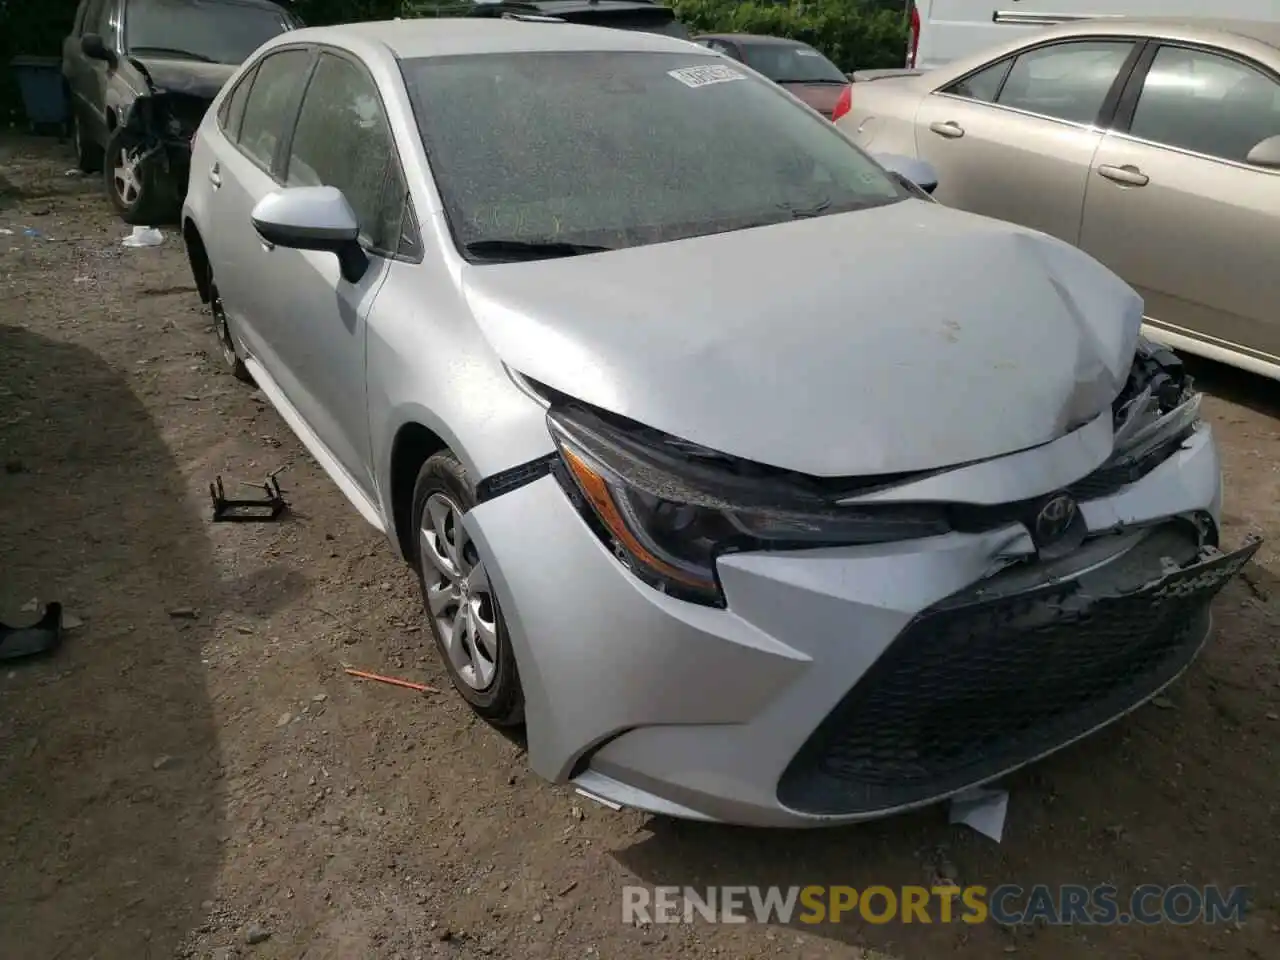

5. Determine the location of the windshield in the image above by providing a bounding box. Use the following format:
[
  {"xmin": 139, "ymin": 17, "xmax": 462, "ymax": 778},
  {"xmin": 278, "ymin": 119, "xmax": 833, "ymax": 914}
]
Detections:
[
  {"xmin": 741, "ymin": 42, "xmax": 848, "ymax": 84},
  {"xmin": 401, "ymin": 51, "xmax": 903, "ymax": 257},
  {"xmin": 124, "ymin": 0, "xmax": 295, "ymax": 65}
]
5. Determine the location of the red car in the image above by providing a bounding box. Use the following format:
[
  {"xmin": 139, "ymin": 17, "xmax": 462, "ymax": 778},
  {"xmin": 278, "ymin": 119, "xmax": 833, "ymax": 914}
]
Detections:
[{"xmin": 693, "ymin": 33, "xmax": 851, "ymax": 119}]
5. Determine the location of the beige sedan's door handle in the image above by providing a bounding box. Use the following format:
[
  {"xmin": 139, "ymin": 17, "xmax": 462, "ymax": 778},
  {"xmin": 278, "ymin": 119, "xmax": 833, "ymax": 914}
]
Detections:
[
  {"xmin": 929, "ymin": 120, "xmax": 965, "ymax": 139},
  {"xmin": 1097, "ymin": 163, "xmax": 1149, "ymax": 187}
]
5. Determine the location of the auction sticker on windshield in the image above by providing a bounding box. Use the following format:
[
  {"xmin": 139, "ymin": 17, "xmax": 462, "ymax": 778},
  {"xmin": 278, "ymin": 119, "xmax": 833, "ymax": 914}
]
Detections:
[{"xmin": 668, "ymin": 64, "xmax": 746, "ymax": 88}]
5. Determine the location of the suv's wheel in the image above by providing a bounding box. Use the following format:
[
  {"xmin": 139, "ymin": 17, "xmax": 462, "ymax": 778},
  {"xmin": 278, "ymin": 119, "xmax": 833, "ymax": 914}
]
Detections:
[
  {"xmin": 412, "ymin": 451, "xmax": 524, "ymax": 726},
  {"xmin": 209, "ymin": 271, "xmax": 253, "ymax": 383},
  {"xmin": 71, "ymin": 108, "xmax": 103, "ymax": 174},
  {"xmin": 105, "ymin": 127, "xmax": 179, "ymax": 225}
]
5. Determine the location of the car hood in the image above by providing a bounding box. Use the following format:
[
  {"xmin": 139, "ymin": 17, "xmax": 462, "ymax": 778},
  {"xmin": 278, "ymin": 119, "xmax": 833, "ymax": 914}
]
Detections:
[
  {"xmin": 461, "ymin": 201, "xmax": 1143, "ymax": 478},
  {"xmin": 133, "ymin": 58, "xmax": 236, "ymax": 99}
]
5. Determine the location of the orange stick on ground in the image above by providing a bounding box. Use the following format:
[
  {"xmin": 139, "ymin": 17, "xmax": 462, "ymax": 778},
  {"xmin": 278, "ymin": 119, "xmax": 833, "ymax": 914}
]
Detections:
[{"xmin": 344, "ymin": 667, "xmax": 440, "ymax": 694}]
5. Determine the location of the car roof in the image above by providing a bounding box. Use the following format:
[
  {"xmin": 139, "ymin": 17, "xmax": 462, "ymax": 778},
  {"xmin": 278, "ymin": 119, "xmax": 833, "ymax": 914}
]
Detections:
[
  {"xmin": 1037, "ymin": 16, "xmax": 1280, "ymax": 50},
  {"xmin": 129, "ymin": 0, "xmax": 290, "ymax": 10},
  {"xmin": 281, "ymin": 17, "xmax": 705, "ymax": 59},
  {"xmin": 695, "ymin": 33, "xmax": 810, "ymax": 47}
]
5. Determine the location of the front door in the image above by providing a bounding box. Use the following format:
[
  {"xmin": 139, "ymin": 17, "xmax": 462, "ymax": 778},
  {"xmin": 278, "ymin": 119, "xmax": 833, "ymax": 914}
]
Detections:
[
  {"xmin": 1080, "ymin": 42, "xmax": 1280, "ymax": 364},
  {"xmin": 252, "ymin": 50, "xmax": 411, "ymax": 500},
  {"xmin": 915, "ymin": 38, "xmax": 1138, "ymax": 245}
]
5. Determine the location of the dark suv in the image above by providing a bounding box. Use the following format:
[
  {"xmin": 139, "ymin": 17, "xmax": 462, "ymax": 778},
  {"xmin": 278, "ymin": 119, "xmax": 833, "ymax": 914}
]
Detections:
[{"xmin": 62, "ymin": 0, "xmax": 300, "ymax": 225}]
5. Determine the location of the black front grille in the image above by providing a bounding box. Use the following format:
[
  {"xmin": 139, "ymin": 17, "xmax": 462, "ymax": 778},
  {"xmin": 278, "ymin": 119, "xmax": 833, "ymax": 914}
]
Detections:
[{"xmin": 777, "ymin": 526, "xmax": 1260, "ymax": 817}]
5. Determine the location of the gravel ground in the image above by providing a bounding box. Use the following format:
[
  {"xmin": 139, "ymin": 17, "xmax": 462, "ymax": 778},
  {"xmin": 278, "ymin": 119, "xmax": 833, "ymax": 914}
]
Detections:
[{"xmin": 1, "ymin": 133, "xmax": 1278, "ymax": 960}]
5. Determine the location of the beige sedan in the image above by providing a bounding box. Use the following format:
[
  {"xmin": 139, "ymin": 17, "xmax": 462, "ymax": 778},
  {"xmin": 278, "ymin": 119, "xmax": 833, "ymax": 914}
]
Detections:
[{"xmin": 837, "ymin": 18, "xmax": 1280, "ymax": 380}]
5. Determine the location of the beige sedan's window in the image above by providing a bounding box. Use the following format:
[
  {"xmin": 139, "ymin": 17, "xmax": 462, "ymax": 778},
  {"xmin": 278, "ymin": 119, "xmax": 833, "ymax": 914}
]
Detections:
[
  {"xmin": 1129, "ymin": 46, "xmax": 1280, "ymax": 164},
  {"xmin": 997, "ymin": 41, "xmax": 1134, "ymax": 125}
]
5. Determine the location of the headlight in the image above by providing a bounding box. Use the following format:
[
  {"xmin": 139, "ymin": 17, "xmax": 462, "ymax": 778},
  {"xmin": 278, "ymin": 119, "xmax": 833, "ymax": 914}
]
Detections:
[{"xmin": 546, "ymin": 405, "xmax": 951, "ymax": 606}]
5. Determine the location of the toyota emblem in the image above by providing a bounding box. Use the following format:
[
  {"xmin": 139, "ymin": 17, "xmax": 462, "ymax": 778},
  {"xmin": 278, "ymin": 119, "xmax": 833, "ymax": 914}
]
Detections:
[{"xmin": 1034, "ymin": 493, "xmax": 1078, "ymax": 546}]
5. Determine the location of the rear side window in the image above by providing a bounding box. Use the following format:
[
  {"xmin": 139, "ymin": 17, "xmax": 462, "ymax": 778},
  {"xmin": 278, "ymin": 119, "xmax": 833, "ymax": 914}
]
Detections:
[
  {"xmin": 1128, "ymin": 45, "xmax": 1280, "ymax": 164},
  {"xmin": 217, "ymin": 64, "xmax": 258, "ymax": 143},
  {"xmin": 995, "ymin": 41, "xmax": 1134, "ymax": 125},
  {"xmin": 284, "ymin": 52, "xmax": 406, "ymax": 253},
  {"xmin": 237, "ymin": 48, "xmax": 312, "ymax": 170},
  {"xmin": 945, "ymin": 58, "xmax": 1012, "ymax": 102}
]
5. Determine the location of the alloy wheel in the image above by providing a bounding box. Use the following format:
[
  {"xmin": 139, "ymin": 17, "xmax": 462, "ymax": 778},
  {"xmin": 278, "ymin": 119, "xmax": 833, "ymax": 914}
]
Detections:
[
  {"xmin": 112, "ymin": 146, "xmax": 142, "ymax": 206},
  {"xmin": 419, "ymin": 492, "xmax": 499, "ymax": 690}
]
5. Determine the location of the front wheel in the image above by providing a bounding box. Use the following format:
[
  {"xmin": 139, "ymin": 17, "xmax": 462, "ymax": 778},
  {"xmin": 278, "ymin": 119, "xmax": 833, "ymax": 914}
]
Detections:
[
  {"xmin": 105, "ymin": 128, "xmax": 180, "ymax": 226},
  {"xmin": 411, "ymin": 451, "xmax": 524, "ymax": 727}
]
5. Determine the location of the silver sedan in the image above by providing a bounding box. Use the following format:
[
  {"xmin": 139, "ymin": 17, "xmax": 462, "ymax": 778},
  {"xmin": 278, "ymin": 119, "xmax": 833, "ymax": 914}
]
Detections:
[{"xmin": 181, "ymin": 18, "xmax": 1257, "ymax": 826}]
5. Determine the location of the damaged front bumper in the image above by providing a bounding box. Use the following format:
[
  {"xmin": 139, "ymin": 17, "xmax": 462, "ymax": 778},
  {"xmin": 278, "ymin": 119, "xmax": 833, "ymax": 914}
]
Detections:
[{"xmin": 461, "ymin": 343, "xmax": 1258, "ymax": 826}]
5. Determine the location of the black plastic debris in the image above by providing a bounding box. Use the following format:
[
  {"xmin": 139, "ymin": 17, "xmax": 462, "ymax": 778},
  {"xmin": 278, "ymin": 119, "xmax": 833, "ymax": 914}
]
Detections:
[
  {"xmin": 209, "ymin": 474, "xmax": 288, "ymax": 523},
  {"xmin": 0, "ymin": 602, "xmax": 64, "ymax": 662}
]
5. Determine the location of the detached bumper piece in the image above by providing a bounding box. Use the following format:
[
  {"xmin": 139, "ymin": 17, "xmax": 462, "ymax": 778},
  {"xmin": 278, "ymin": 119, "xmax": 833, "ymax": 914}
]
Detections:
[{"xmin": 778, "ymin": 524, "xmax": 1261, "ymax": 817}]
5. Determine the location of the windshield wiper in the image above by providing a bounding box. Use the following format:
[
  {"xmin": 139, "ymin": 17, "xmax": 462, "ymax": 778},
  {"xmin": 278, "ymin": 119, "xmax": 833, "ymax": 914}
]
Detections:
[
  {"xmin": 128, "ymin": 46, "xmax": 217, "ymax": 63},
  {"xmin": 778, "ymin": 198, "xmax": 833, "ymax": 219},
  {"xmin": 464, "ymin": 239, "xmax": 615, "ymax": 262}
]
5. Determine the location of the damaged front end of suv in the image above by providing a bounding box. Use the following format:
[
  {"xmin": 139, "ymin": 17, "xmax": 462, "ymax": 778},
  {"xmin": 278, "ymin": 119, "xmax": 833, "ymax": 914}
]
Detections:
[{"xmin": 110, "ymin": 69, "xmax": 214, "ymax": 225}]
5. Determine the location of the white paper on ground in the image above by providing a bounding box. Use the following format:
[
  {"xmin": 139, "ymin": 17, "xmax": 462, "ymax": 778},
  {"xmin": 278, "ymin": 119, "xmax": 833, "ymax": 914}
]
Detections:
[
  {"xmin": 948, "ymin": 786, "xmax": 1009, "ymax": 843},
  {"xmin": 122, "ymin": 226, "xmax": 164, "ymax": 248}
]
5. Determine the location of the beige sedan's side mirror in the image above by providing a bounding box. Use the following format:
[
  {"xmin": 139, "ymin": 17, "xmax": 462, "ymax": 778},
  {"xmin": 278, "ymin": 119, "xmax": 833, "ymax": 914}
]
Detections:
[{"xmin": 1245, "ymin": 134, "xmax": 1280, "ymax": 169}]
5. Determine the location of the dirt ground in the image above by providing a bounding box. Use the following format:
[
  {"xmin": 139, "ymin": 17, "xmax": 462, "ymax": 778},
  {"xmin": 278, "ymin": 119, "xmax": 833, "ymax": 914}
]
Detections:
[{"xmin": 1, "ymin": 132, "xmax": 1277, "ymax": 960}]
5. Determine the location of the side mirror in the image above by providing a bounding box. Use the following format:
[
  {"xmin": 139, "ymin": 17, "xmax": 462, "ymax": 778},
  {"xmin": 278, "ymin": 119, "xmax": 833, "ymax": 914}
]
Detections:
[
  {"xmin": 1245, "ymin": 134, "xmax": 1280, "ymax": 169},
  {"xmin": 81, "ymin": 33, "xmax": 116, "ymax": 66},
  {"xmin": 872, "ymin": 152, "xmax": 939, "ymax": 194},
  {"xmin": 251, "ymin": 186, "xmax": 369, "ymax": 284}
]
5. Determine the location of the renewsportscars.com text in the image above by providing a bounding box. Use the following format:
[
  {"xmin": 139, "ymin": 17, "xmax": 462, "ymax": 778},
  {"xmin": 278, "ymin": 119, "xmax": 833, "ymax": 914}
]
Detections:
[{"xmin": 622, "ymin": 884, "xmax": 1250, "ymax": 926}]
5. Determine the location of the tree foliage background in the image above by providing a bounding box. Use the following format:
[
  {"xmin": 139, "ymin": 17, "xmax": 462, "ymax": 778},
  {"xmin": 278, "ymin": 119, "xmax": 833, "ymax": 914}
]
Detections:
[{"xmin": 2, "ymin": 0, "xmax": 906, "ymax": 122}]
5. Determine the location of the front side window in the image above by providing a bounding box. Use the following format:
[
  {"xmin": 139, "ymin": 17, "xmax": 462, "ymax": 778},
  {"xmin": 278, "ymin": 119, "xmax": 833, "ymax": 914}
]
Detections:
[
  {"xmin": 740, "ymin": 42, "xmax": 848, "ymax": 85},
  {"xmin": 123, "ymin": 0, "xmax": 294, "ymax": 65},
  {"xmin": 401, "ymin": 51, "xmax": 904, "ymax": 257},
  {"xmin": 237, "ymin": 48, "xmax": 311, "ymax": 169},
  {"xmin": 1128, "ymin": 45, "xmax": 1280, "ymax": 164},
  {"xmin": 996, "ymin": 40, "xmax": 1134, "ymax": 125},
  {"xmin": 285, "ymin": 53, "xmax": 405, "ymax": 252}
]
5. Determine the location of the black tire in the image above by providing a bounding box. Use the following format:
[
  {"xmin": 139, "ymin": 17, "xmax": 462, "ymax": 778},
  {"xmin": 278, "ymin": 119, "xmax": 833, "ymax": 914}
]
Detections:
[
  {"xmin": 411, "ymin": 451, "xmax": 524, "ymax": 727},
  {"xmin": 208, "ymin": 271, "xmax": 253, "ymax": 383},
  {"xmin": 71, "ymin": 106, "xmax": 103, "ymax": 174},
  {"xmin": 104, "ymin": 127, "xmax": 180, "ymax": 226}
]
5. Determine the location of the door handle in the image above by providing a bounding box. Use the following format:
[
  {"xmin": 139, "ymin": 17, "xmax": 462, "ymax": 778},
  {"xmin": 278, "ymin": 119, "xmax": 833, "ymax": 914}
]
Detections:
[
  {"xmin": 1097, "ymin": 163, "xmax": 1149, "ymax": 187},
  {"xmin": 208, "ymin": 165, "xmax": 221, "ymax": 189},
  {"xmin": 929, "ymin": 120, "xmax": 965, "ymax": 139}
]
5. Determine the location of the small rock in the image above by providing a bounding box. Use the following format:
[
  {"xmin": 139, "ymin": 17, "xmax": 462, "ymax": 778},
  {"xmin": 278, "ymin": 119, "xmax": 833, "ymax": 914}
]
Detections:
[
  {"xmin": 276, "ymin": 713, "xmax": 293, "ymax": 727},
  {"xmin": 312, "ymin": 693, "xmax": 327, "ymax": 702},
  {"xmin": 558, "ymin": 881, "xmax": 578, "ymax": 897},
  {"xmin": 436, "ymin": 928, "xmax": 453, "ymax": 942},
  {"xmin": 235, "ymin": 625, "xmax": 254, "ymax": 635},
  {"xmin": 20, "ymin": 598, "xmax": 38, "ymax": 613},
  {"xmin": 62, "ymin": 612, "xmax": 84, "ymax": 630},
  {"xmin": 244, "ymin": 922, "xmax": 272, "ymax": 945},
  {"xmin": 532, "ymin": 912, "xmax": 543, "ymax": 923},
  {"xmin": 570, "ymin": 805, "xmax": 584, "ymax": 821},
  {"xmin": 152, "ymin": 755, "xmax": 178, "ymax": 771},
  {"xmin": 1105, "ymin": 824, "xmax": 1125, "ymax": 841},
  {"xmin": 1266, "ymin": 713, "xmax": 1279, "ymax": 721},
  {"xmin": 1151, "ymin": 696, "xmax": 1174, "ymax": 710},
  {"xmin": 167, "ymin": 607, "xmax": 198, "ymax": 620}
]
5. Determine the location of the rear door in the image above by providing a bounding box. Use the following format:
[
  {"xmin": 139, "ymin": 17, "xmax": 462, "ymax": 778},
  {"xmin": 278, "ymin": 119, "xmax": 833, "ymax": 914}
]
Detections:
[
  {"xmin": 1079, "ymin": 42, "xmax": 1280, "ymax": 364},
  {"xmin": 202, "ymin": 45, "xmax": 315, "ymax": 369},
  {"xmin": 914, "ymin": 37, "xmax": 1141, "ymax": 245}
]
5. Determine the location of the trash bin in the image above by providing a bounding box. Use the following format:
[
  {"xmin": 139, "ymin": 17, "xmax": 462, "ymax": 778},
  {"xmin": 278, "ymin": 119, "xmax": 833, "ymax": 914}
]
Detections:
[{"xmin": 9, "ymin": 55, "xmax": 68, "ymax": 127}]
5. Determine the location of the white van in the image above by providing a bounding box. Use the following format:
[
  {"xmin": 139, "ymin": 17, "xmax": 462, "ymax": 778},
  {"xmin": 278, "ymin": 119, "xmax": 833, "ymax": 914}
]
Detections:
[{"xmin": 907, "ymin": 0, "xmax": 1280, "ymax": 70}]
